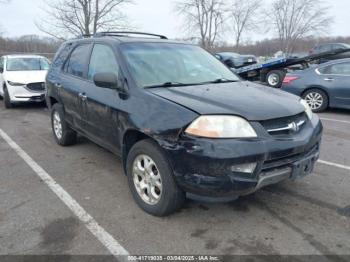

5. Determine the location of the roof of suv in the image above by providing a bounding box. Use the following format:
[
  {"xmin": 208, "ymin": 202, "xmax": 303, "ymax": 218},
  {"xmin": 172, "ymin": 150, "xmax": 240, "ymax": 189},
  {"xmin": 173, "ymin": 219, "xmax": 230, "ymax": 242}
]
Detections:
[{"xmin": 66, "ymin": 32, "xmax": 189, "ymax": 45}]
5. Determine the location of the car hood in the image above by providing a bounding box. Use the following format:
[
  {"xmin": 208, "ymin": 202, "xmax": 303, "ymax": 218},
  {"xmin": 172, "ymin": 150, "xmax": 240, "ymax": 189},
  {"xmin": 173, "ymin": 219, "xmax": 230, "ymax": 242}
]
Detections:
[
  {"xmin": 5, "ymin": 70, "xmax": 48, "ymax": 84},
  {"xmin": 149, "ymin": 81, "xmax": 305, "ymax": 121}
]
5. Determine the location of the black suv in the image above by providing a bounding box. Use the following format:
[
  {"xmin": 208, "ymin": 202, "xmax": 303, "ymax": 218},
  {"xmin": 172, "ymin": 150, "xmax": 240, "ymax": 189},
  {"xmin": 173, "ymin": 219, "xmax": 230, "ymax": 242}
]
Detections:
[{"xmin": 46, "ymin": 32, "xmax": 323, "ymax": 216}]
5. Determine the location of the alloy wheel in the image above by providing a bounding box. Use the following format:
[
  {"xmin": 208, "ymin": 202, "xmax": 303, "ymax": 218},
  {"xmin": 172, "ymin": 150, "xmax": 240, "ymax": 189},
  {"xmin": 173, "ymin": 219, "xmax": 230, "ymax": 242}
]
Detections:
[
  {"xmin": 305, "ymin": 92, "xmax": 324, "ymax": 110},
  {"xmin": 132, "ymin": 154, "xmax": 162, "ymax": 205},
  {"xmin": 53, "ymin": 111, "xmax": 63, "ymax": 140}
]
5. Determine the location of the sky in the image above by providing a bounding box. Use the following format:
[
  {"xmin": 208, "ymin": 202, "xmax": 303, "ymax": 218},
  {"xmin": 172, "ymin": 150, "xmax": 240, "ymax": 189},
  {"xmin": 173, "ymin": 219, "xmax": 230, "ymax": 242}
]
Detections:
[{"xmin": 0, "ymin": 0, "xmax": 349, "ymax": 41}]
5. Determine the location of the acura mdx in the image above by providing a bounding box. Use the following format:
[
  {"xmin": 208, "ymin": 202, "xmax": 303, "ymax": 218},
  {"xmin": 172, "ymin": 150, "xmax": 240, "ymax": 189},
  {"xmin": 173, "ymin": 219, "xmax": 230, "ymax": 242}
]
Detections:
[{"xmin": 46, "ymin": 32, "xmax": 323, "ymax": 216}]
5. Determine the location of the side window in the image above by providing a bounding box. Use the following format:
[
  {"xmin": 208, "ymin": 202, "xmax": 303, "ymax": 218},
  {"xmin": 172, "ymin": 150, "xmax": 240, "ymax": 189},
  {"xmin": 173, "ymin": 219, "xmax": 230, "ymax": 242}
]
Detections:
[
  {"xmin": 66, "ymin": 44, "xmax": 91, "ymax": 78},
  {"xmin": 329, "ymin": 63, "xmax": 350, "ymax": 75},
  {"xmin": 52, "ymin": 43, "xmax": 73, "ymax": 69},
  {"xmin": 332, "ymin": 44, "xmax": 345, "ymax": 51},
  {"xmin": 88, "ymin": 44, "xmax": 119, "ymax": 81},
  {"xmin": 319, "ymin": 45, "xmax": 331, "ymax": 53},
  {"xmin": 318, "ymin": 65, "xmax": 331, "ymax": 74}
]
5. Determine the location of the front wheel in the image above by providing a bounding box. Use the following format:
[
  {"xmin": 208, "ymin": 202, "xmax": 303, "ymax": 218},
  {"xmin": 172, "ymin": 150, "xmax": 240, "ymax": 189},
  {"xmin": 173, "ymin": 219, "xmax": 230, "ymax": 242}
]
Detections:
[
  {"xmin": 126, "ymin": 139, "xmax": 185, "ymax": 216},
  {"xmin": 51, "ymin": 104, "xmax": 77, "ymax": 146},
  {"xmin": 3, "ymin": 87, "xmax": 13, "ymax": 109},
  {"xmin": 302, "ymin": 89, "xmax": 328, "ymax": 112}
]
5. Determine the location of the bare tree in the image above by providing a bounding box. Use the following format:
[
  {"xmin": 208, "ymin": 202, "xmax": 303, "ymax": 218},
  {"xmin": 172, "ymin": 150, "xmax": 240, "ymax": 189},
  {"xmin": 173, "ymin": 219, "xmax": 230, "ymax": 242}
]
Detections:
[
  {"xmin": 37, "ymin": 0, "xmax": 133, "ymax": 40},
  {"xmin": 175, "ymin": 0, "xmax": 226, "ymax": 49},
  {"xmin": 228, "ymin": 0, "xmax": 262, "ymax": 49},
  {"xmin": 268, "ymin": 0, "xmax": 333, "ymax": 54}
]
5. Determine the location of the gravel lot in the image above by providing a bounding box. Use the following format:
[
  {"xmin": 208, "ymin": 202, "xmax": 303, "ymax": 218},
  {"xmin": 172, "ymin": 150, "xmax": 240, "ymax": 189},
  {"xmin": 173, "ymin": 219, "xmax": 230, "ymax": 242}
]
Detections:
[{"xmin": 0, "ymin": 101, "xmax": 349, "ymax": 258}]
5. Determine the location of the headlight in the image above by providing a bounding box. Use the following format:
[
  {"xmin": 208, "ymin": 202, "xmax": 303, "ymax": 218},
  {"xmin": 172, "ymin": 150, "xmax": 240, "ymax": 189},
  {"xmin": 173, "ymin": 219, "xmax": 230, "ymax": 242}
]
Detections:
[
  {"xmin": 300, "ymin": 99, "xmax": 313, "ymax": 120},
  {"xmin": 185, "ymin": 115, "xmax": 257, "ymax": 138},
  {"xmin": 8, "ymin": 81, "xmax": 25, "ymax": 86}
]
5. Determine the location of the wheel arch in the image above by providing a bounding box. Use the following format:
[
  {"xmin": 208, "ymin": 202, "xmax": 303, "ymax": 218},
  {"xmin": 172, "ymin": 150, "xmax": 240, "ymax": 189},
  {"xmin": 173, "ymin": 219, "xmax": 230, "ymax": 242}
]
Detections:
[
  {"xmin": 121, "ymin": 129, "xmax": 153, "ymax": 175},
  {"xmin": 46, "ymin": 95, "xmax": 62, "ymax": 110},
  {"xmin": 301, "ymin": 86, "xmax": 330, "ymax": 104}
]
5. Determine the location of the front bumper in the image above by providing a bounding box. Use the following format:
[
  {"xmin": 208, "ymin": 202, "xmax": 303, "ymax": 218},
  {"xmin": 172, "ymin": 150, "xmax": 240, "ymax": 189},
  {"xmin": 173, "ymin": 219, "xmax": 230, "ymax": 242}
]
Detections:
[
  {"xmin": 7, "ymin": 85, "xmax": 45, "ymax": 103},
  {"xmin": 164, "ymin": 115, "xmax": 323, "ymax": 199}
]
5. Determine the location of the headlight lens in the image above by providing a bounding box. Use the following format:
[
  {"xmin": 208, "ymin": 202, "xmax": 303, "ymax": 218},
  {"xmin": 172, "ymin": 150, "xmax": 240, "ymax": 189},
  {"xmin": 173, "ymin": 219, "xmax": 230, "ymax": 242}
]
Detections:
[
  {"xmin": 300, "ymin": 99, "xmax": 313, "ymax": 120},
  {"xmin": 8, "ymin": 81, "xmax": 25, "ymax": 86},
  {"xmin": 185, "ymin": 115, "xmax": 257, "ymax": 138}
]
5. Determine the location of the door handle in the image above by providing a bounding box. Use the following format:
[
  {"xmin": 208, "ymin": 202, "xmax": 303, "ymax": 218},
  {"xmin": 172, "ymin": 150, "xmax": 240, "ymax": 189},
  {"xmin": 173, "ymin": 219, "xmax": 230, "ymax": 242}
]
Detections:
[
  {"xmin": 79, "ymin": 93, "xmax": 87, "ymax": 101},
  {"xmin": 324, "ymin": 78, "xmax": 334, "ymax": 81}
]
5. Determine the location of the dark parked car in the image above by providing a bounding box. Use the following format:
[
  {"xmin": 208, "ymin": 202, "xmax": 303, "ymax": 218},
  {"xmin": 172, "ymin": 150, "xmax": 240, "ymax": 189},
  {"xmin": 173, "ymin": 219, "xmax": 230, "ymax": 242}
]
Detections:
[
  {"xmin": 46, "ymin": 32, "xmax": 322, "ymax": 216},
  {"xmin": 215, "ymin": 52, "xmax": 257, "ymax": 69},
  {"xmin": 310, "ymin": 43, "xmax": 350, "ymax": 63},
  {"xmin": 282, "ymin": 58, "xmax": 350, "ymax": 112}
]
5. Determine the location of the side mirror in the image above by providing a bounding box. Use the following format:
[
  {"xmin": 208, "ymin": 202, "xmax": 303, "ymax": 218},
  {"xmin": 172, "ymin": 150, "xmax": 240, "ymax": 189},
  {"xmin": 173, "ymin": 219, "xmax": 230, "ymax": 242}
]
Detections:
[{"xmin": 93, "ymin": 72, "xmax": 120, "ymax": 90}]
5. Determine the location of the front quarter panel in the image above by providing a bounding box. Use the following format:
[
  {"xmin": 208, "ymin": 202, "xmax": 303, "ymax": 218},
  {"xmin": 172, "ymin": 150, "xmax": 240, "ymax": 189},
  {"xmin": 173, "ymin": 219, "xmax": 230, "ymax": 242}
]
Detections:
[{"xmin": 118, "ymin": 89, "xmax": 199, "ymax": 148}]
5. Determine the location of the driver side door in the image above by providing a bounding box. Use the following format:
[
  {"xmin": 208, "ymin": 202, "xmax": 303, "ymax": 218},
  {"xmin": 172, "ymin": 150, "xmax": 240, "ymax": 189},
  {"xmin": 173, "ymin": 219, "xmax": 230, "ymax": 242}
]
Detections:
[{"xmin": 82, "ymin": 43, "xmax": 122, "ymax": 153}]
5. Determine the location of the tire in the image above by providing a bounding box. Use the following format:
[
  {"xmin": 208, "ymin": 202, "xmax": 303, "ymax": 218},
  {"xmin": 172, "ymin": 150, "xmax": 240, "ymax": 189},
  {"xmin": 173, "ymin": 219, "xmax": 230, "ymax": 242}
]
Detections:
[
  {"xmin": 302, "ymin": 89, "xmax": 329, "ymax": 113},
  {"xmin": 51, "ymin": 103, "xmax": 77, "ymax": 146},
  {"xmin": 266, "ymin": 70, "xmax": 286, "ymax": 88},
  {"xmin": 126, "ymin": 139, "xmax": 185, "ymax": 216},
  {"xmin": 3, "ymin": 87, "xmax": 13, "ymax": 109}
]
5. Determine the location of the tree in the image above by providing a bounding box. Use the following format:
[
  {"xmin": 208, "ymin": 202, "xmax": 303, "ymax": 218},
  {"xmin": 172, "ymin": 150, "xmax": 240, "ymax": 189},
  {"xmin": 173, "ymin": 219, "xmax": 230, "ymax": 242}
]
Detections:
[
  {"xmin": 268, "ymin": 0, "xmax": 333, "ymax": 54},
  {"xmin": 175, "ymin": 0, "xmax": 226, "ymax": 49},
  {"xmin": 37, "ymin": 0, "xmax": 133, "ymax": 40},
  {"xmin": 228, "ymin": 0, "xmax": 262, "ymax": 49}
]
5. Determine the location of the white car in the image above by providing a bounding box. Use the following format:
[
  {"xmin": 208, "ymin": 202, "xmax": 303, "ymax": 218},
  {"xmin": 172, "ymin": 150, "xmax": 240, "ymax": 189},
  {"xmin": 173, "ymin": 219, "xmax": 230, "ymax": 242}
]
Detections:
[{"xmin": 0, "ymin": 55, "xmax": 50, "ymax": 108}]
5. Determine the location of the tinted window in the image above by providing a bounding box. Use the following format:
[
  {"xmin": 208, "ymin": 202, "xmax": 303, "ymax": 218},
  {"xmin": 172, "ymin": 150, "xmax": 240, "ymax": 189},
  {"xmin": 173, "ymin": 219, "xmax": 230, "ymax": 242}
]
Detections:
[
  {"xmin": 66, "ymin": 44, "xmax": 91, "ymax": 78},
  {"xmin": 88, "ymin": 44, "xmax": 118, "ymax": 80},
  {"xmin": 52, "ymin": 43, "xmax": 73, "ymax": 69},
  {"xmin": 329, "ymin": 63, "xmax": 350, "ymax": 75}
]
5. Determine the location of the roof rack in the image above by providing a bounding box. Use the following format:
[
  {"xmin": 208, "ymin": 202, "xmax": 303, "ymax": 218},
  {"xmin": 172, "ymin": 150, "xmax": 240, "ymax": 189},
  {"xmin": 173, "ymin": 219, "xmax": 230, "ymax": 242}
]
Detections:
[{"xmin": 93, "ymin": 31, "xmax": 168, "ymax": 39}]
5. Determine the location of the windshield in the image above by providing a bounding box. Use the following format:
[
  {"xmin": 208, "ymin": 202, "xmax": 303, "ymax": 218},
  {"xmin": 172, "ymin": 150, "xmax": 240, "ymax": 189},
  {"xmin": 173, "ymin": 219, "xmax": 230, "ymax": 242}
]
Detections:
[
  {"xmin": 120, "ymin": 43, "xmax": 239, "ymax": 88},
  {"xmin": 6, "ymin": 57, "xmax": 50, "ymax": 71}
]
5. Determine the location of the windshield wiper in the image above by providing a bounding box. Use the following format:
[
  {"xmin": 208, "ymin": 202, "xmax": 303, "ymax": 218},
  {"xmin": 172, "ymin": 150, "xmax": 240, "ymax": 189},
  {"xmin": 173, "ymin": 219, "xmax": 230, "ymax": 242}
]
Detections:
[
  {"xmin": 144, "ymin": 82, "xmax": 189, "ymax": 89},
  {"xmin": 207, "ymin": 78, "xmax": 239, "ymax": 84}
]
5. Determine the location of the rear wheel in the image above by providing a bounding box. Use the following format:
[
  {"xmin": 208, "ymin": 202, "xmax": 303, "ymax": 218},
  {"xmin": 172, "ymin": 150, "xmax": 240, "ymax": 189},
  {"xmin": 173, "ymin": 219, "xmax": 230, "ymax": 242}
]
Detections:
[
  {"xmin": 3, "ymin": 87, "xmax": 13, "ymax": 109},
  {"xmin": 266, "ymin": 70, "xmax": 285, "ymax": 88},
  {"xmin": 126, "ymin": 139, "xmax": 185, "ymax": 216},
  {"xmin": 302, "ymin": 89, "xmax": 328, "ymax": 112},
  {"xmin": 51, "ymin": 103, "xmax": 77, "ymax": 146}
]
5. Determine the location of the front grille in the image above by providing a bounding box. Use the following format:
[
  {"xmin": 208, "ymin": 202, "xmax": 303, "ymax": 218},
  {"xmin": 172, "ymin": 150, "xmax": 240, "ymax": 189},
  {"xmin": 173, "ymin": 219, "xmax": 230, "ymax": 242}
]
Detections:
[
  {"xmin": 26, "ymin": 82, "xmax": 45, "ymax": 92},
  {"xmin": 261, "ymin": 113, "xmax": 308, "ymax": 136},
  {"xmin": 261, "ymin": 143, "xmax": 320, "ymax": 172}
]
